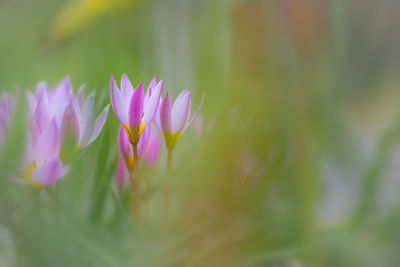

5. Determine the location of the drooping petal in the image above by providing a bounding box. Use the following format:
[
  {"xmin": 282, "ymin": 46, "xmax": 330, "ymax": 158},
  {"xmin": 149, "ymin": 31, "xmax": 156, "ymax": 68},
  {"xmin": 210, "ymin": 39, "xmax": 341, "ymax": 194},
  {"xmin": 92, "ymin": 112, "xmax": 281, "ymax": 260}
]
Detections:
[
  {"xmin": 143, "ymin": 80, "xmax": 163, "ymax": 125},
  {"xmin": 159, "ymin": 93, "xmax": 172, "ymax": 133},
  {"xmin": 182, "ymin": 93, "xmax": 205, "ymax": 133},
  {"xmin": 171, "ymin": 90, "xmax": 191, "ymax": 133},
  {"xmin": 121, "ymin": 74, "xmax": 134, "ymax": 101},
  {"xmin": 31, "ymin": 159, "xmax": 67, "ymax": 185},
  {"xmin": 109, "ymin": 75, "xmax": 128, "ymax": 124},
  {"xmin": 128, "ymin": 82, "xmax": 144, "ymax": 128},
  {"xmin": 84, "ymin": 104, "xmax": 110, "ymax": 147},
  {"xmin": 33, "ymin": 119, "xmax": 60, "ymax": 163}
]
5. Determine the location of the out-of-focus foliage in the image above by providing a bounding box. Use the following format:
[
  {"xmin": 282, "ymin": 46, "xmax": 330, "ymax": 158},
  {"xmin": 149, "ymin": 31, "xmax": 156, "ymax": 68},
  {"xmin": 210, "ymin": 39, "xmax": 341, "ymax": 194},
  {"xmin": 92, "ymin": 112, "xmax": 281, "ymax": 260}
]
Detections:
[
  {"xmin": 1, "ymin": 0, "xmax": 400, "ymax": 266},
  {"xmin": 50, "ymin": 0, "xmax": 141, "ymax": 42}
]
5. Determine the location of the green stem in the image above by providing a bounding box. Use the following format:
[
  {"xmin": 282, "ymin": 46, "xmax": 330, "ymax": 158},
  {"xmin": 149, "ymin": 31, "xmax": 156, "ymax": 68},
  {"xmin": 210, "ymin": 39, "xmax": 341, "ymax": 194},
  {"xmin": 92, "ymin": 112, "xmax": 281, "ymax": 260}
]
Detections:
[
  {"xmin": 164, "ymin": 149, "xmax": 173, "ymax": 223},
  {"xmin": 128, "ymin": 170, "xmax": 135, "ymax": 220}
]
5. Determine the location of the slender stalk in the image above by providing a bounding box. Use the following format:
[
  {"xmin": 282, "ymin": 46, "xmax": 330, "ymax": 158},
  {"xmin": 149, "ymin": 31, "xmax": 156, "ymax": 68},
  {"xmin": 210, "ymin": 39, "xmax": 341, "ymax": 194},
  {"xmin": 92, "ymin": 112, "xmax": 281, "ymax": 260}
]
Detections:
[
  {"xmin": 145, "ymin": 179, "xmax": 150, "ymax": 211},
  {"xmin": 128, "ymin": 170, "xmax": 135, "ymax": 220},
  {"xmin": 164, "ymin": 149, "xmax": 173, "ymax": 222},
  {"xmin": 167, "ymin": 149, "xmax": 172, "ymax": 172},
  {"xmin": 145, "ymin": 172, "xmax": 151, "ymax": 216},
  {"xmin": 133, "ymin": 144, "xmax": 141, "ymax": 224}
]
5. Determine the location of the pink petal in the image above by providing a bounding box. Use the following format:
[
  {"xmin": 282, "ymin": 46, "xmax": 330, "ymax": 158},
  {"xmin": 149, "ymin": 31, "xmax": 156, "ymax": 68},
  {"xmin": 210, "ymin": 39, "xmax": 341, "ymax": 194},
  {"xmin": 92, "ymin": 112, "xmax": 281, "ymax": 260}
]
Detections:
[
  {"xmin": 109, "ymin": 75, "xmax": 128, "ymax": 124},
  {"xmin": 128, "ymin": 83, "xmax": 144, "ymax": 128},
  {"xmin": 35, "ymin": 82, "xmax": 49, "ymax": 99},
  {"xmin": 121, "ymin": 74, "xmax": 134, "ymax": 101},
  {"xmin": 148, "ymin": 76, "xmax": 157, "ymax": 91},
  {"xmin": 33, "ymin": 89, "xmax": 50, "ymax": 133},
  {"xmin": 171, "ymin": 90, "xmax": 191, "ymax": 133},
  {"xmin": 144, "ymin": 76, "xmax": 157, "ymax": 106},
  {"xmin": 52, "ymin": 77, "xmax": 73, "ymax": 124},
  {"xmin": 153, "ymin": 99, "xmax": 162, "ymax": 130},
  {"xmin": 115, "ymin": 155, "xmax": 127, "ymax": 188},
  {"xmin": 34, "ymin": 119, "xmax": 60, "ymax": 163},
  {"xmin": 70, "ymin": 97, "xmax": 83, "ymax": 137},
  {"xmin": 55, "ymin": 76, "xmax": 73, "ymax": 96},
  {"xmin": 28, "ymin": 121, "xmax": 41, "ymax": 148},
  {"xmin": 118, "ymin": 125, "xmax": 132, "ymax": 159},
  {"xmin": 143, "ymin": 127, "xmax": 161, "ymax": 167},
  {"xmin": 143, "ymin": 80, "xmax": 163, "ymax": 125},
  {"xmin": 79, "ymin": 92, "xmax": 96, "ymax": 144},
  {"xmin": 85, "ymin": 104, "xmax": 110, "ymax": 147},
  {"xmin": 27, "ymin": 91, "xmax": 37, "ymax": 115},
  {"xmin": 31, "ymin": 159, "xmax": 67, "ymax": 185},
  {"xmin": 0, "ymin": 93, "xmax": 12, "ymax": 126},
  {"xmin": 182, "ymin": 93, "xmax": 205, "ymax": 133},
  {"xmin": 77, "ymin": 84, "xmax": 85, "ymax": 107},
  {"xmin": 137, "ymin": 125, "xmax": 150, "ymax": 155},
  {"xmin": 159, "ymin": 93, "xmax": 172, "ymax": 133},
  {"xmin": 61, "ymin": 102, "xmax": 80, "ymax": 144}
]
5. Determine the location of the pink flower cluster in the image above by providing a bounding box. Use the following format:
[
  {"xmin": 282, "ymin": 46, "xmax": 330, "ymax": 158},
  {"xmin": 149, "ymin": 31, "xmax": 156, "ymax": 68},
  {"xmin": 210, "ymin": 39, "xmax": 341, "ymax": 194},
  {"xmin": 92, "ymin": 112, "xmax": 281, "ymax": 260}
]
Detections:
[
  {"xmin": 1, "ymin": 73, "xmax": 203, "ymax": 194},
  {"xmin": 23, "ymin": 77, "xmax": 109, "ymax": 186},
  {"xmin": 109, "ymin": 74, "xmax": 204, "ymax": 187}
]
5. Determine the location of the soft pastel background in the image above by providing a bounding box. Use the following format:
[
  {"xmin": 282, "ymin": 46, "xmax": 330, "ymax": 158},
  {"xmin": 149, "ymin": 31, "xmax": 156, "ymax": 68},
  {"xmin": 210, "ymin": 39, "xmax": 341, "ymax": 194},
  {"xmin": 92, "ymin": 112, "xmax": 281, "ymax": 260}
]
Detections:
[{"xmin": 1, "ymin": 0, "xmax": 400, "ymax": 266}]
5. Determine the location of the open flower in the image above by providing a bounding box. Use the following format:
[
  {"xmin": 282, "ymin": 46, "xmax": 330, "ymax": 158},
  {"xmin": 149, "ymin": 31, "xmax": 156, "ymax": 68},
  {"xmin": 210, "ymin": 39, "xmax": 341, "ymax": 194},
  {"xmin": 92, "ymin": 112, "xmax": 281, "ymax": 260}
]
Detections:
[
  {"xmin": 158, "ymin": 90, "xmax": 204, "ymax": 150},
  {"xmin": 109, "ymin": 74, "xmax": 162, "ymax": 145},
  {"xmin": 0, "ymin": 92, "xmax": 14, "ymax": 147},
  {"xmin": 23, "ymin": 80, "xmax": 73, "ymax": 186}
]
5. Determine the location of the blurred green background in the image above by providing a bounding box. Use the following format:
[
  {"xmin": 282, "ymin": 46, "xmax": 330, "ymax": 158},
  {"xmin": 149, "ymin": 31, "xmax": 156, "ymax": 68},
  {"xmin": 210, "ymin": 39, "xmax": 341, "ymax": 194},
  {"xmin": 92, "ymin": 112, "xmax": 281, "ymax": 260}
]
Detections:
[{"xmin": 1, "ymin": 0, "xmax": 400, "ymax": 266}]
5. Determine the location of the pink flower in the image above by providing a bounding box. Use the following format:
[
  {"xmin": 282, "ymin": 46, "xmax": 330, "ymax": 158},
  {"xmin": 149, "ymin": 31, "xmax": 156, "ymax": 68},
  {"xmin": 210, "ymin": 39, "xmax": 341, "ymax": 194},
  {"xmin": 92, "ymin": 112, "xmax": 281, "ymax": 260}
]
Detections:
[
  {"xmin": 115, "ymin": 124, "xmax": 150, "ymax": 187},
  {"xmin": 27, "ymin": 78, "xmax": 72, "ymax": 138},
  {"xmin": 22, "ymin": 77, "xmax": 109, "ymax": 186},
  {"xmin": 61, "ymin": 90, "xmax": 109, "ymax": 150},
  {"xmin": 158, "ymin": 90, "xmax": 204, "ymax": 150},
  {"xmin": 109, "ymin": 74, "xmax": 162, "ymax": 145},
  {"xmin": 22, "ymin": 80, "xmax": 70, "ymax": 186},
  {"xmin": 24, "ymin": 117, "xmax": 68, "ymax": 186},
  {"xmin": 0, "ymin": 92, "xmax": 14, "ymax": 147}
]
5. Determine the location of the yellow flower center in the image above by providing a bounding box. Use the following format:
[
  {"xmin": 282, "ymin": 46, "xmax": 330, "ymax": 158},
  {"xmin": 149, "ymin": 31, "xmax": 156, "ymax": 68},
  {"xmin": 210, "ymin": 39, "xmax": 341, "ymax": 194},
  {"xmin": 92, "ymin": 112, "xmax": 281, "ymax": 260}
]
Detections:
[
  {"xmin": 122, "ymin": 120, "xmax": 146, "ymax": 145},
  {"xmin": 163, "ymin": 132, "xmax": 182, "ymax": 150},
  {"xmin": 23, "ymin": 162, "xmax": 43, "ymax": 188}
]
